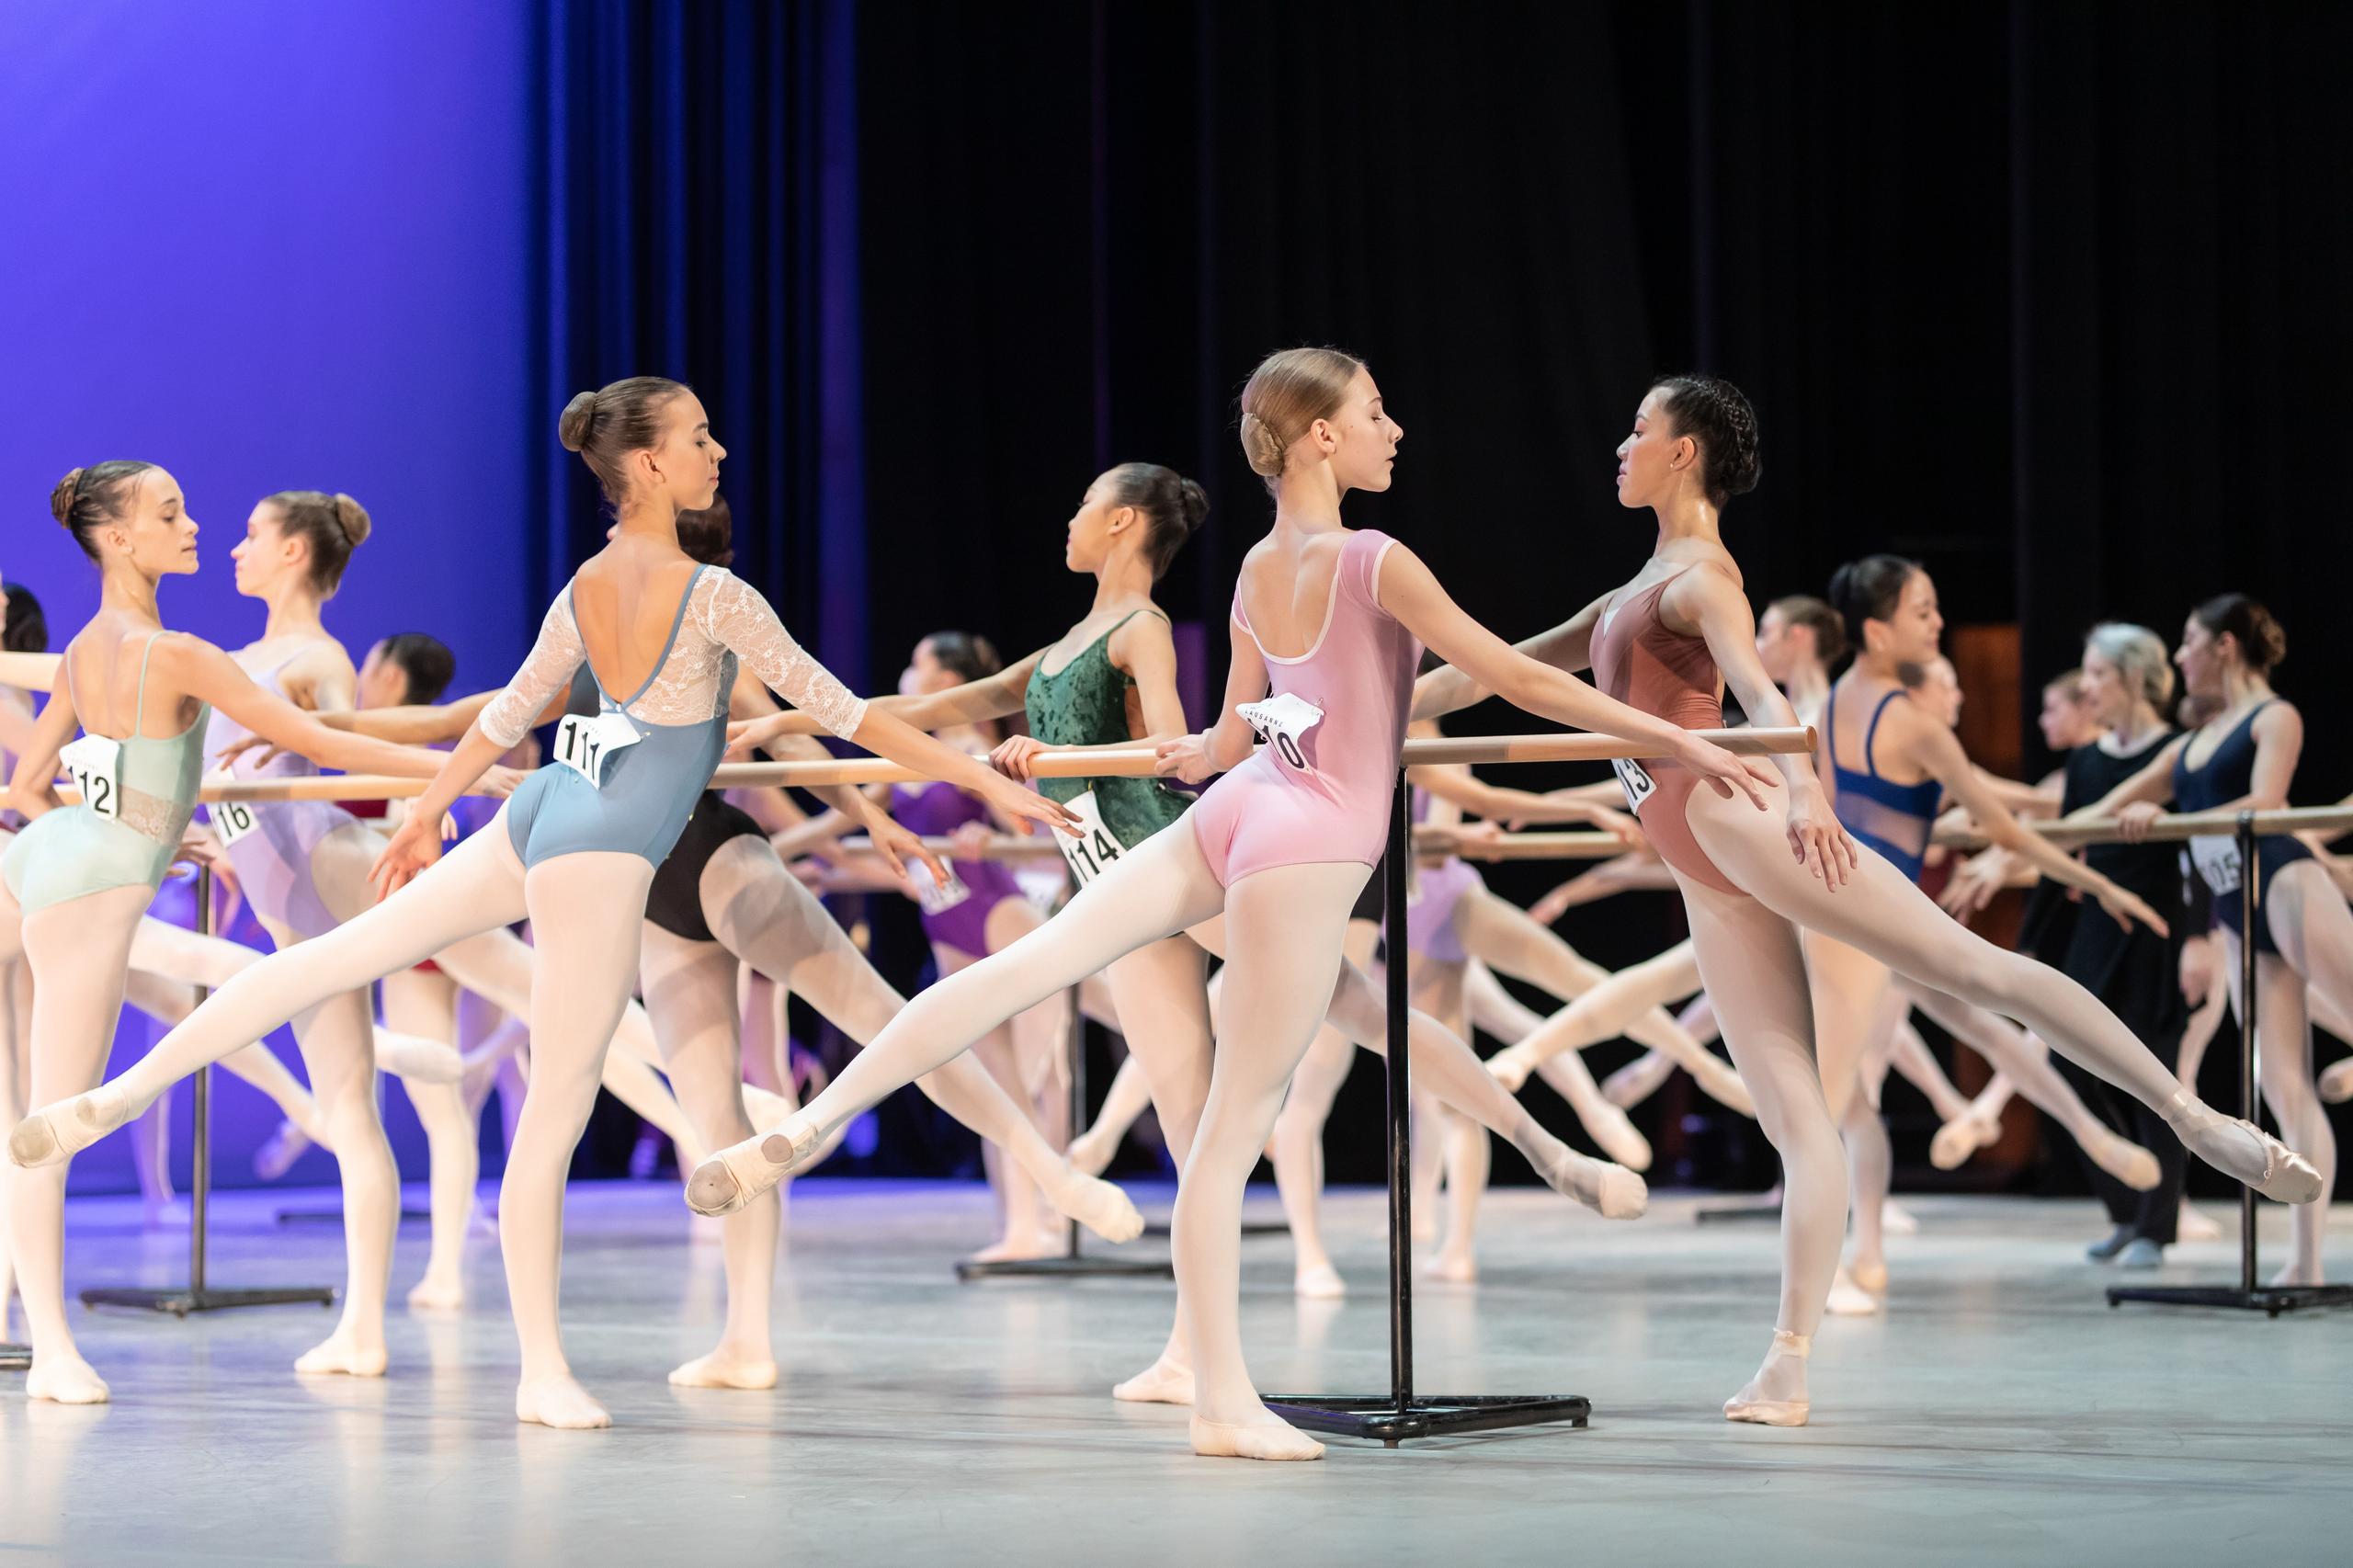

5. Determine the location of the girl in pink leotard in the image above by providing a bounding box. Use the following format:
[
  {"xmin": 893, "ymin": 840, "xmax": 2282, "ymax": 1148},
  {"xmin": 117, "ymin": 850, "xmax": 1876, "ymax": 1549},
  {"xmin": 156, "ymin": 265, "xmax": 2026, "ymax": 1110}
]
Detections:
[{"xmin": 688, "ymin": 347, "xmax": 1775, "ymax": 1462}]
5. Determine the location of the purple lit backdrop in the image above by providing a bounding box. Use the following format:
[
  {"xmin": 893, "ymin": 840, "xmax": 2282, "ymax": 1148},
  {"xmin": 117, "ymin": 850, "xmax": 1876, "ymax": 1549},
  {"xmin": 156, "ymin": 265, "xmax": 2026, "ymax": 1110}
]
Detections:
[{"xmin": 0, "ymin": 1, "xmax": 539, "ymax": 1190}]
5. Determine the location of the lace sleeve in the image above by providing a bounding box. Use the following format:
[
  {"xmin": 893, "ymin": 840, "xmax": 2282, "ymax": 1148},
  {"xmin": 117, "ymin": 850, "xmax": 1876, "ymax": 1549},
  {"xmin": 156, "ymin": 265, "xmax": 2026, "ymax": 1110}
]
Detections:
[
  {"xmin": 480, "ymin": 591, "xmax": 585, "ymax": 747},
  {"xmin": 699, "ymin": 571, "xmax": 868, "ymax": 739}
]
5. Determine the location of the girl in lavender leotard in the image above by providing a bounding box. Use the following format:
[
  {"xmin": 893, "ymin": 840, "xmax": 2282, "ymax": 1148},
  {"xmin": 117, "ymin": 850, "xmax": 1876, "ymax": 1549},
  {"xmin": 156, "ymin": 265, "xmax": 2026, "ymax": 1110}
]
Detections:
[{"xmin": 688, "ymin": 347, "xmax": 1773, "ymax": 1461}]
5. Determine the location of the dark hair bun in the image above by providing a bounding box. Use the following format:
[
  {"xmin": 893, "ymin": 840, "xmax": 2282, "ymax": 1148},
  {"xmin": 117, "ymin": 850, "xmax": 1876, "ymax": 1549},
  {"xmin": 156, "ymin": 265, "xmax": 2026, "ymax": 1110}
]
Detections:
[
  {"xmin": 332, "ymin": 492, "xmax": 372, "ymax": 547},
  {"xmin": 1826, "ymin": 554, "xmax": 1922, "ymax": 649},
  {"xmin": 51, "ymin": 468, "xmax": 84, "ymax": 527},
  {"xmin": 559, "ymin": 391, "xmax": 600, "ymax": 453},
  {"xmin": 2193, "ymin": 593, "xmax": 2287, "ymax": 674},
  {"xmin": 1175, "ymin": 476, "xmax": 1210, "ymax": 539},
  {"xmin": 1651, "ymin": 374, "xmax": 1761, "ymax": 506}
]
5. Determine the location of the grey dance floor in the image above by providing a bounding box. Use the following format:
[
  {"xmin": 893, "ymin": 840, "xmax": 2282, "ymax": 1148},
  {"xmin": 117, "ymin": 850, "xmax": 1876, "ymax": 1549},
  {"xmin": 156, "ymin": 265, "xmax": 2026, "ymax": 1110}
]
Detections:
[{"xmin": 4, "ymin": 1179, "xmax": 2349, "ymax": 1566}]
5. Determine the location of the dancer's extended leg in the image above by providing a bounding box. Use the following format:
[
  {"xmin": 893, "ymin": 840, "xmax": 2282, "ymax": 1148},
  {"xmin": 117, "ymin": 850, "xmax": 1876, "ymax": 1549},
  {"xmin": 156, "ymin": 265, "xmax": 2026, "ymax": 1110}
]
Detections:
[
  {"xmin": 1462, "ymin": 959, "xmax": 1651, "ymax": 1170},
  {"xmin": 1267, "ymin": 922, "xmax": 1374, "ymax": 1298},
  {"xmin": 384, "ymin": 966, "xmax": 474, "ymax": 1312}
]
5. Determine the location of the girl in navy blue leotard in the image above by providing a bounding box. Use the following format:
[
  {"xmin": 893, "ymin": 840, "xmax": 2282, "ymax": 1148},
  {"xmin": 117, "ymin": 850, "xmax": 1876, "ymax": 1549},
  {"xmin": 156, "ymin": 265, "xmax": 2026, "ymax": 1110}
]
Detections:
[{"xmin": 2076, "ymin": 594, "xmax": 2353, "ymax": 1286}]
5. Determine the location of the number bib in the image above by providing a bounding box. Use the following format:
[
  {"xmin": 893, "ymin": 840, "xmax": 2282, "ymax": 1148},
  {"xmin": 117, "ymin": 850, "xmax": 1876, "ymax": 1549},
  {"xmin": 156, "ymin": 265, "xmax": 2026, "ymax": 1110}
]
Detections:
[
  {"xmin": 906, "ymin": 859, "xmax": 972, "ymax": 916},
  {"xmin": 1055, "ymin": 790, "xmax": 1129, "ymax": 888},
  {"xmin": 2188, "ymin": 835, "xmax": 2243, "ymax": 897},
  {"xmin": 553, "ymin": 711, "xmax": 642, "ymax": 786},
  {"xmin": 1238, "ymin": 691, "xmax": 1326, "ymax": 775},
  {"xmin": 208, "ymin": 776, "xmax": 261, "ymax": 848},
  {"xmin": 1611, "ymin": 755, "xmax": 1657, "ymax": 816},
  {"xmin": 60, "ymin": 734, "xmax": 123, "ymax": 822}
]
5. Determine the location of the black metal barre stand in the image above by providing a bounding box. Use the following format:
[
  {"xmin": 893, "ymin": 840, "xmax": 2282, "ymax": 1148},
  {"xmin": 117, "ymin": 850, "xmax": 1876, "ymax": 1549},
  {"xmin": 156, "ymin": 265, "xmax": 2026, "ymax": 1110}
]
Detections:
[
  {"xmin": 2109, "ymin": 811, "xmax": 2353, "ymax": 1318},
  {"xmin": 1265, "ymin": 768, "xmax": 1590, "ymax": 1445},
  {"xmin": 82, "ymin": 867, "xmax": 336, "ymax": 1319},
  {"xmin": 957, "ymin": 982, "xmax": 1173, "ymax": 1282}
]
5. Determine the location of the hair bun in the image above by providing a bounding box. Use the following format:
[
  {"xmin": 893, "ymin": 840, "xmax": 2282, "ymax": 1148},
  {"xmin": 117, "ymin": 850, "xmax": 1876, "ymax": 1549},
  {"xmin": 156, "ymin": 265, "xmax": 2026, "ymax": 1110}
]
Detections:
[
  {"xmin": 558, "ymin": 391, "xmax": 600, "ymax": 452},
  {"xmin": 331, "ymin": 492, "xmax": 373, "ymax": 548},
  {"xmin": 1238, "ymin": 411, "xmax": 1287, "ymax": 478},
  {"xmin": 1176, "ymin": 475, "xmax": 1211, "ymax": 534},
  {"xmin": 51, "ymin": 468, "xmax": 85, "ymax": 527}
]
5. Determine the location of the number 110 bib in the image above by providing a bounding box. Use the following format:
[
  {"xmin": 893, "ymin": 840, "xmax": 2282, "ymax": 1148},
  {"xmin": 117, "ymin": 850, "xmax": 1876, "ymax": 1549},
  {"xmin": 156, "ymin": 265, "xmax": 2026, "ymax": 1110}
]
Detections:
[{"xmin": 1239, "ymin": 692, "xmax": 1325, "ymax": 775}]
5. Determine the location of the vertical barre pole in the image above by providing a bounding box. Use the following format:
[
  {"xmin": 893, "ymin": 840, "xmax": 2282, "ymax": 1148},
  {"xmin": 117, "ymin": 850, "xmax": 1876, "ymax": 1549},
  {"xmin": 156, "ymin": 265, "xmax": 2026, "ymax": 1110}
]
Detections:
[
  {"xmin": 1066, "ymin": 983, "xmax": 1086, "ymax": 1263},
  {"xmin": 2236, "ymin": 811, "xmax": 2258, "ymax": 1296},
  {"xmin": 1383, "ymin": 766, "xmax": 1414, "ymax": 1412},
  {"xmin": 189, "ymin": 866, "xmax": 214, "ymax": 1297}
]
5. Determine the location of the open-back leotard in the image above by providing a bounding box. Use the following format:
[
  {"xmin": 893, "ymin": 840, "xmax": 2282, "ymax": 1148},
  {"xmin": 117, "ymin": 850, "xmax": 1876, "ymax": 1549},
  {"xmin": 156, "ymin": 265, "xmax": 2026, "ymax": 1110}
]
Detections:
[
  {"xmin": 204, "ymin": 643, "xmax": 361, "ymax": 938},
  {"xmin": 478, "ymin": 565, "xmax": 868, "ymax": 869},
  {"xmin": 1188, "ymin": 529, "xmax": 1418, "ymax": 888},
  {"xmin": 2173, "ymin": 699, "xmax": 2312, "ymax": 956},
  {"xmin": 3, "ymin": 633, "xmax": 208, "ymax": 914},
  {"xmin": 1023, "ymin": 608, "xmax": 1196, "ymax": 887},
  {"xmin": 1588, "ymin": 570, "xmax": 1745, "ymax": 898},
  {"xmin": 1822, "ymin": 683, "xmax": 1943, "ymax": 884}
]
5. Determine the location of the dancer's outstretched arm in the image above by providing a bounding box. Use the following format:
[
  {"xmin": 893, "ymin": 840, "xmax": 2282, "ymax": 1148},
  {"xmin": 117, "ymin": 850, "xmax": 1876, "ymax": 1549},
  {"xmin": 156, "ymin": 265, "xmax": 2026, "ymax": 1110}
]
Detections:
[{"xmin": 1410, "ymin": 590, "xmax": 1614, "ymax": 721}]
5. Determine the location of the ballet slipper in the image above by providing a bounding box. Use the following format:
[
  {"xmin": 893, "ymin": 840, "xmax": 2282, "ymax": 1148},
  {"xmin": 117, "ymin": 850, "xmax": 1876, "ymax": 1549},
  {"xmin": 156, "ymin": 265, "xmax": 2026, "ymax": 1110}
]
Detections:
[
  {"xmin": 1485, "ymin": 1045, "xmax": 1535, "ymax": 1094},
  {"xmin": 1574, "ymin": 1097, "xmax": 1654, "ymax": 1172},
  {"xmin": 1037, "ymin": 1165, "xmax": 1146, "ymax": 1246},
  {"xmin": 737, "ymin": 1083, "xmax": 849, "ymax": 1177},
  {"xmin": 1189, "ymin": 1411, "xmax": 1324, "ymax": 1462},
  {"xmin": 1929, "ymin": 1109, "xmax": 2002, "ymax": 1171},
  {"xmin": 1294, "ymin": 1262, "xmax": 1347, "ymax": 1300},
  {"xmin": 1878, "ymin": 1201, "xmax": 1918, "ymax": 1237},
  {"xmin": 1723, "ymin": 1330, "xmax": 1810, "ymax": 1427},
  {"xmin": 1535, "ymin": 1147, "xmax": 1647, "ymax": 1221},
  {"xmin": 1112, "ymin": 1356, "xmax": 1196, "ymax": 1406},
  {"xmin": 9, "ymin": 1084, "xmax": 133, "ymax": 1168},
  {"xmin": 252, "ymin": 1121, "xmax": 315, "ymax": 1182},
  {"xmin": 1848, "ymin": 1256, "xmax": 1890, "ymax": 1295},
  {"xmin": 2319, "ymin": 1058, "xmax": 2353, "ymax": 1105},
  {"xmin": 1601, "ymin": 1051, "xmax": 1677, "ymax": 1109},
  {"xmin": 374, "ymin": 1034, "xmax": 464, "ymax": 1086},
  {"xmin": 2086, "ymin": 1223, "xmax": 2136, "ymax": 1262},
  {"xmin": 2161, "ymin": 1091, "xmax": 2322, "ymax": 1204},
  {"xmin": 515, "ymin": 1372, "xmax": 611, "ymax": 1430},
  {"xmin": 2269, "ymin": 1259, "xmax": 2326, "ymax": 1289},
  {"xmin": 1066, "ymin": 1124, "xmax": 1120, "ymax": 1177},
  {"xmin": 1824, "ymin": 1267, "xmax": 1881, "ymax": 1316},
  {"xmin": 25, "ymin": 1352, "xmax": 110, "ymax": 1406},
  {"xmin": 405, "ymin": 1276, "xmax": 466, "ymax": 1312},
  {"xmin": 294, "ymin": 1327, "xmax": 390, "ymax": 1379},
  {"xmin": 686, "ymin": 1119, "xmax": 821, "ymax": 1217},
  {"xmin": 1422, "ymin": 1250, "xmax": 1478, "ymax": 1284},
  {"xmin": 669, "ymin": 1348, "xmax": 779, "ymax": 1390},
  {"xmin": 967, "ymin": 1230, "xmax": 1061, "ymax": 1265},
  {"xmin": 2117, "ymin": 1238, "xmax": 2165, "ymax": 1270},
  {"xmin": 2081, "ymin": 1126, "xmax": 2163, "ymax": 1192},
  {"xmin": 2177, "ymin": 1202, "xmax": 2223, "ymax": 1243}
]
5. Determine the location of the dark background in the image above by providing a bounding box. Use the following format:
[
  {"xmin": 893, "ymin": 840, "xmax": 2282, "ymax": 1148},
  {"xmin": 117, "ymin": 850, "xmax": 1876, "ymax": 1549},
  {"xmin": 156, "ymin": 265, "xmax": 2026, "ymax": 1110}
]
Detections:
[{"xmin": 9, "ymin": 0, "xmax": 2347, "ymax": 1191}]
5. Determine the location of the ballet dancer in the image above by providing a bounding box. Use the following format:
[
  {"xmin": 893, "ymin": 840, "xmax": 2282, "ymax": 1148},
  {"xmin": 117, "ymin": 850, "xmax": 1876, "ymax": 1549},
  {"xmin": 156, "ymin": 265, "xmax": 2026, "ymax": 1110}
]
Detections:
[
  {"xmin": 1415, "ymin": 375, "xmax": 2320, "ymax": 1426},
  {"xmin": 2077, "ymin": 595, "xmax": 2353, "ymax": 1285},
  {"xmin": 11, "ymin": 379, "xmax": 1129, "ymax": 1428},
  {"xmin": 1, "ymin": 462, "xmax": 458, "ymax": 1403},
  {"xmin": 694, "ymin": 347, "xmax": 1777, "ymax": 1460}
]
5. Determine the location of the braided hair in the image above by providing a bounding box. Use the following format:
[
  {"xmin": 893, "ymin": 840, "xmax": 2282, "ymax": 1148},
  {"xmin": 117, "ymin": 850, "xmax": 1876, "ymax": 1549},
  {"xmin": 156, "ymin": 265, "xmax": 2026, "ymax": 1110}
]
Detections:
[{"xmin": 1650, "ymin": 375, "xmax": 1760, "ymax": 507}]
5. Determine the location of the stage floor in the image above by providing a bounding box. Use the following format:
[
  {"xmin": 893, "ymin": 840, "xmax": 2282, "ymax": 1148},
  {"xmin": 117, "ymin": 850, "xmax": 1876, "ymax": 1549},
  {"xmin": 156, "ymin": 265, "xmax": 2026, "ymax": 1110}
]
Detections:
[{"xmin": 5, "ymin": 1180, "xmax": 2348, "ymax": 1566}]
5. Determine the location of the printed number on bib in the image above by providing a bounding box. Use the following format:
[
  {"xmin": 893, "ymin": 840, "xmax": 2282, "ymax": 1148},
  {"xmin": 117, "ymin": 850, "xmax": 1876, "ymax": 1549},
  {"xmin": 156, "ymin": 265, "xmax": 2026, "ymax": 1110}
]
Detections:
[
  {"xmin": 1611, "ymin": 755, "xmax": 1657, "ymax": 816},
  {"xmin": 553, "ymin": 712, "xmax": 642, "ymax": 786},
  {"xmin": 906, "ymin": 859, "xmax": 972, "ymax": 916},
  {"xmin": 2188, "ymin": 835, "xmax": 2243, "ymax": 897},
  {"xmin": 1056, "ymin": 790, "xmax": 1127, "ymax": 888},
  {"xmin": 1239, "ymin": 692, "xmax": 1325, "ymax": 775},
  {"xmin": 59, "ymin": 734, "xmax": 123, "ymax": 822},
  {"xmin": 211, "ymin": 788, "xmax": 260, "ymax": 848}
]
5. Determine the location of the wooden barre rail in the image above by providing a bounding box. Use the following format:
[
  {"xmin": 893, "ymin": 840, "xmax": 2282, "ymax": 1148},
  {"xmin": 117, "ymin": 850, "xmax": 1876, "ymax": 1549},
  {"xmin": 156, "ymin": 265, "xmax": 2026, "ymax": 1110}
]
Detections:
[
  {"xmin": 106, "ymin": 725, "xmax": 1815, "ymax": 803},
  {"xmin": 827, "ymin": 827, "xmax": 1630, "ymax": 864},
  {"xmin": 1934, "ymin": 803, "xmax": 2353, "ymax": 849}
]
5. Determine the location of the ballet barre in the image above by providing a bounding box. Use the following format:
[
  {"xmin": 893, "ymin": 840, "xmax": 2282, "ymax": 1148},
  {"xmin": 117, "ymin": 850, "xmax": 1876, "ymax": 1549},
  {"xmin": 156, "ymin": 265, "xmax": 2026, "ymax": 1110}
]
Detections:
[
  {"xmin": 1934, "ymin": 804, "xmax": 2353, "ymax": 849},
  {"xmin": 1264, "ymin": 722, "xmax": 1818, "ymax": 1447},
  {"xmin": 821, "ymin": 828, "xmax": 1631, "ymax": 865}
]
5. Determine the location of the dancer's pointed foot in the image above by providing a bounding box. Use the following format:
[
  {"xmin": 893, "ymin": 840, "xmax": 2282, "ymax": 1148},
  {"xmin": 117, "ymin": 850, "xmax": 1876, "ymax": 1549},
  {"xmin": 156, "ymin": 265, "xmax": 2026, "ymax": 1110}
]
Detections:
[
  {"xmin": 1536, "ymin": 1145, "xmax": 1647, "ymax": 1220},
  {"xmin": 1066, "ymin": 1124, "xmax": 1120, "ymax": 1177},
  {"xmin": 687, "ymin": 1119, "xmax": 819, "ymax": 1217},
  {"xmin": 1294, "ymin": 1262, "xmax": 1347, "ymax": 1300},
  {"xmin": 669, "ymin": 1346, "xmax": 779, "ymax": 1390},
  {"xmin": 1039, "ymin": 1165, "xmax": 1145, "ymax": 1245},
  {"xmin": 516, "ymin": 1372, "xmax": 611, "ymax": 1429},
  {"xmin": 1690, "ymin": 1052, "xmax": 1756, "ymax": 1119},
  {"xmin": 252, "ymin": 1121, "xmax": 315, "ymax": 1182},
  {"xmin": 375, "ymin": 1035, "xmax": 463, "ymax": 1085},
  {"xmin": 2164, "ymin": 1092, "xmax": 2323, "ymax": 1203},
  {"xmin": 1112, "ymin": 1355, "xmax": 1195, "ymax": 1406},
  {"xmin": 1825, "ymin": 1267, "xmax": 1881, "ymax": 1317},
  {"xmin": 1723, "ymin": 1330, "xmax": 1810, "ymax": 1427},
  {"xmin": 1485, "ymin": 1046, "xmax": 1535, "ymax": 1094},
  {"xmin": 1189, "ymin": 1409, "xmax": 1323, "ymax": 1461},
  {"xmin": 25, "ymin": 1351, "xmax": 110, "ymax": 1405},
  {"xmin": 295, "ymin": 1325, "xmax": 389, "ymax": 1379},
  {"xmin": 2083, "ymin": 1125, "xmax": 2163, "ymax": 1192},
  {"xmin": 1601, "ymin": 1051, "xmax": 1677, "ymax": 1109},
  {"xmin": 2177, "ymin": 1202, "xmax": 2223, "ymax": 1243},
  {"xmin": 10, "ymin": 1085, "xmax": 133, "ymax": 1168},
  {"xmin": 2318, "ymin": 1057, "xmax": 2353, "ymax": 1105},
  {"xmin": 405, "ymin": 1275, "xmax": 466, "ymax": 1312},
  {"xmin": 1847, "ymin": 1254, "xmax": 1889, "ymax": 1296},
  {"xmin": 1574, "ymin": 1097, "xmax": 1654, "ymax": 1172},
  {"xmin": 1929, "ymin": 1108, "xmax": 2003, "ymax": 1170}
]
